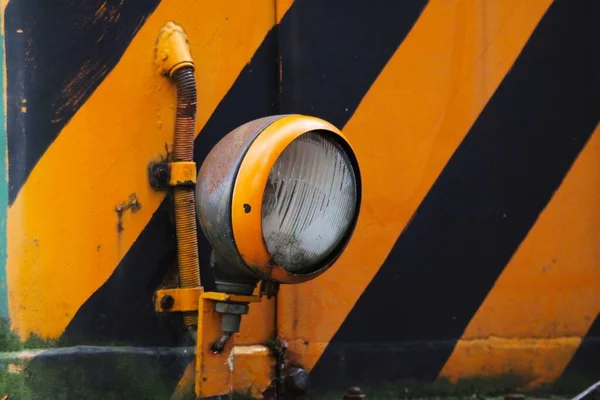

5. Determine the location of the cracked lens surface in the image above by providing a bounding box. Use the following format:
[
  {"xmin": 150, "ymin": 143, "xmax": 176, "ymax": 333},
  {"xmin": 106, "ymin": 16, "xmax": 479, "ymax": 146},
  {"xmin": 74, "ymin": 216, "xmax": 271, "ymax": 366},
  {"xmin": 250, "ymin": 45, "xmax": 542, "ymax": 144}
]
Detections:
[{"xmin": 261, "ymin": 132, "xmax": 357, "ymax": 273}]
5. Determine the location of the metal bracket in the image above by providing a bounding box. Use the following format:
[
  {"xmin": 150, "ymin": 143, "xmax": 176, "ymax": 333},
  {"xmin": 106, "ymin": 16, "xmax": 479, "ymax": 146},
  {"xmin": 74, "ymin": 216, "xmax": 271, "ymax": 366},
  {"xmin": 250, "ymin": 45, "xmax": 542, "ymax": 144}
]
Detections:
[
  {"xmin": 154, "ymin": 288, "xmax": 261, "ymax": 313},
  {"xmin": 169, "ymin": 161, "xmax": 197, "ymax": 186},
  {"xmin": 155, "ymin": 287, "xmax": 201, "ymax": 312},
  {"xmin": 202, "ymin": 291, "xmax": 261, "ymax": 303},
  {"xmin": 154, "ymin": 287, "xmax": 262, "ymax": 398},
  {"xmin": 148, "ymin": 161, "xmax": 197, "ymax": 190}
]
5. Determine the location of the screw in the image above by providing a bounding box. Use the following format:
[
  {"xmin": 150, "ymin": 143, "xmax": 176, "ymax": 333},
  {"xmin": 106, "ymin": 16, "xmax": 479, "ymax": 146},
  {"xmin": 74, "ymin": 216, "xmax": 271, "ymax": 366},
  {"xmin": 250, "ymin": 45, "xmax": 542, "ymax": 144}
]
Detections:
[
  {"xmin": 344, "ymin": 387, "xmax": 366, "ymax": 400},
  {"xmin": 160, "ymin": 295, "xmax": 175, "ymax": 310},
  {"xmin": 284, "ymin": 367, "xmax": 309, "ymax": 393}
]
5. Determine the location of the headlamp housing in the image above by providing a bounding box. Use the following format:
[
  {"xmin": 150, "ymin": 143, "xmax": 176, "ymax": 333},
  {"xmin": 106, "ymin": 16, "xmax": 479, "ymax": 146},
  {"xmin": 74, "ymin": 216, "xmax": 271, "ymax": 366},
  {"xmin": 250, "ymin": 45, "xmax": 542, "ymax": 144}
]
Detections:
[{"xmin": 196, "ymin": 115, "xmax": 361, "ymax": 291}]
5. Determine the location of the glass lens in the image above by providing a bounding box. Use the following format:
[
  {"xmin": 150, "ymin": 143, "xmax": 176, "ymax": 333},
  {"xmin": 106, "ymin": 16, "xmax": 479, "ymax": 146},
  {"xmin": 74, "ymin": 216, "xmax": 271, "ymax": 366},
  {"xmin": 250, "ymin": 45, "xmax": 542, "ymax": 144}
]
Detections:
[{"xmin": 261, "ymin": 131, "xmax": 357, "ymax": 273}]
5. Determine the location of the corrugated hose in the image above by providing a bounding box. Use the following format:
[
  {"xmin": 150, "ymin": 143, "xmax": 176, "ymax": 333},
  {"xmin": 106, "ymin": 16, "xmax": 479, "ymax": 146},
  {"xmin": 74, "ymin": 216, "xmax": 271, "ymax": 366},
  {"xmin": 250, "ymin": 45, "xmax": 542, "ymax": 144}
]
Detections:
[{"xmin": 172, "ymin": 67, "xmax": 201, "ymax": 326}]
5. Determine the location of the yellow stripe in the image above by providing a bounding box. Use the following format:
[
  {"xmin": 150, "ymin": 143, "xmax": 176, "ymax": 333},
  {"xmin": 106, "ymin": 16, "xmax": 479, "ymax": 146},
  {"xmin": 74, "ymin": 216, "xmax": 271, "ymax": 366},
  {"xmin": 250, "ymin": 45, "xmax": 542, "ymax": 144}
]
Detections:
[
  {"xmin": 440, "ymin": 124, "xmax": 600, "ymax": 387},
  {"xmin": 276, "ymin": 0, "xmax": 292, "ymax": 23},
  {"xmin": 278, "ymin": 0, "xmax": 553, "ymax": 371},
  {"xmin": 7, "ymin": 0, "xmax": 292, "ymax": 339}
]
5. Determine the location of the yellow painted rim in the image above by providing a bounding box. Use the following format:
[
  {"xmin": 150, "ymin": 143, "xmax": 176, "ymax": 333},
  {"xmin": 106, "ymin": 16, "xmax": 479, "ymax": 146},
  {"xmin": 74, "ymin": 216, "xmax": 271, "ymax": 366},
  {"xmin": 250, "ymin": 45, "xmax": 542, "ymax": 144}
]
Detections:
[{"xmin": 231, "ymin": 114, "xmax": 354, "ymax": 283}]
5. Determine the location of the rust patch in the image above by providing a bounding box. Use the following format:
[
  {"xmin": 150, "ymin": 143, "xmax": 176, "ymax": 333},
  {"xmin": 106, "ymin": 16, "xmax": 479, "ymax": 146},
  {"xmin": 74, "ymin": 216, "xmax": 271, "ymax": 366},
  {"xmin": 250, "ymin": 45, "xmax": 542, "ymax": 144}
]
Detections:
[
  {"xmin": 115, "ymin": 193, "xmax": 142, "ymax": 233},
  {"xmin": 199, "ymin": 116, "xmax": 283, "ymax": 194},
  {"xmin": 53, "ymin": 0, "xmax": 122, "ymax": 123}
]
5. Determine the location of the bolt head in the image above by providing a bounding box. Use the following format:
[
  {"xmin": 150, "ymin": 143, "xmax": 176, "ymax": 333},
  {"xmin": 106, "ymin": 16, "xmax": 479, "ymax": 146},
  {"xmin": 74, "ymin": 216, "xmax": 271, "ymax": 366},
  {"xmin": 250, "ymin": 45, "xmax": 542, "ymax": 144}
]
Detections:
[
  {"xmin": 148, "ymin": 162, "xmax": 170, "ymax": 190},
  {"xmin": 285, "ymin": 367, "xmax": 309, "ymax": 393},
  {"xmin": 160, "ymin": 295, "xmax": 175, "ymax": 310}
]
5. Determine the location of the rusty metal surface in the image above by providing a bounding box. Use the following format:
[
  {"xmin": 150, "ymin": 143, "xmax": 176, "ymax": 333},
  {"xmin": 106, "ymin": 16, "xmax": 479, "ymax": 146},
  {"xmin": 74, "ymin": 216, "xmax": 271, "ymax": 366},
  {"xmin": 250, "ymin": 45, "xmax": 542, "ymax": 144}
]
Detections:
[{"xmin": 195, "ymin": 115, "xmax": 285, "ymax": 291}]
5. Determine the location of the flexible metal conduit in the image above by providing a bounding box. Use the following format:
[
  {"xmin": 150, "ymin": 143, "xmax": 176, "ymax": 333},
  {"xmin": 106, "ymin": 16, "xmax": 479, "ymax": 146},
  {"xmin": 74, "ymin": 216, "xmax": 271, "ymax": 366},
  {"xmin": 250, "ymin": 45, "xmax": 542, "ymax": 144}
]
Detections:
[
  {"xmin": 156, "ymin": 21, "xmax": 202, "ymax": 327},
  {"xmin": 171, "ymin": 67, "xmax": 201, "ymax": 326}
]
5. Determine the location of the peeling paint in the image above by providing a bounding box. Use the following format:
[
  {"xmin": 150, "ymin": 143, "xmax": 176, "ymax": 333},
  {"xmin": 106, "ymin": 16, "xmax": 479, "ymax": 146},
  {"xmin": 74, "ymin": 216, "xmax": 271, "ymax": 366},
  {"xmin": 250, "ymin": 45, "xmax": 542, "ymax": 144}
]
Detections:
[
  {"xmin": 234, "ymin": 345, "xmax": 271, "ymax": 356},
  {"xmin": 115, "ymin": 193, "xmax": 141, "ymax": 233},
  {"xmin": 227, "ymin": 347, "xmax": 235, "ymax": 373}
]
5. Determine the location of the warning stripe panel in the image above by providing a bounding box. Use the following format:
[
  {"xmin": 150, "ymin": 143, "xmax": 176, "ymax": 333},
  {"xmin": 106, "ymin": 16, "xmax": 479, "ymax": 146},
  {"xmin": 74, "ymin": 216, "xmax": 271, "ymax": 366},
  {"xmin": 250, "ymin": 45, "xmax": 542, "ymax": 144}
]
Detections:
[
  {"xmin": 60, "ymin": 0, "xmax": 428, "ymax": 345},
  {"xmin": 7, "ymin": 0, "xmax": 284, "ymax": 339},
  {"xmin": 4, "ymin": 0, "xmax": 161, "ymax": 205},
  {"xmin": 4, "ymin": 0, "xmax": 597, "ymax": 394},
  {"xmin": 61, "ymin": 23, "xmax": 280, "ymax": 346},
  {"xmin": 440, "ymin": 124, "xmax": 600, "ymax": 386},
  {"xmin": 279, "ymin": 0, "xmax": 552, "ymax": 373},
  {"xmin": 309, "ymin": 0, "xmax": 598, "ymax": 390}
]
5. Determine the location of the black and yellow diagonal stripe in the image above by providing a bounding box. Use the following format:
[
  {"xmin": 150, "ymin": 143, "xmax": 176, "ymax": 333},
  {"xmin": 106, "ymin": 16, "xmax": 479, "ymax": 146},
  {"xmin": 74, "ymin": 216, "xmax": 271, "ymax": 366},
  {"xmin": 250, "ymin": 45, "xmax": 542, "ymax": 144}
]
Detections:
[
  {"xmin": 4, "ymin": 0, "xmax": 599, "ymax": 396},
  {"xmin": 6, "ymin": 0, "xmax": 287, "ymax": 340}
]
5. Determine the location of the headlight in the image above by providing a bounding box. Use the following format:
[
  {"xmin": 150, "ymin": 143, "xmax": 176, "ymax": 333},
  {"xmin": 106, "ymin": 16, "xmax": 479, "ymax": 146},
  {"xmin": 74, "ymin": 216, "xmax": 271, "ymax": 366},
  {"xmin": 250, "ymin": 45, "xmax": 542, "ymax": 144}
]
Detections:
[
  {"xmin": 196, "ymin": 115, "xmax": 361, "ymax": 288},
  {"xmin": 261, "ymin": 132, "xmax": 357, "ymax": 273}
]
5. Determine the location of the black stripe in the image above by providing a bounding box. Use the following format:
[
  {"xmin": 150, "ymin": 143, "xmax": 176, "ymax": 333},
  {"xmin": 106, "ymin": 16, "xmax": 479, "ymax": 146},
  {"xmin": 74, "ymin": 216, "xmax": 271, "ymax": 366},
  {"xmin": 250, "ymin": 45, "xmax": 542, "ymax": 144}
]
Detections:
[
  {"xmin": 63, "ymin": 0, "xmax": 427, "ymax": 347},
  {"xmin": 277, "ymin": 0, "xmax": 427, "ymax": 128},
  {"xmin": 5, "ymin": 0, "xmax": 161, "ymax": 205},
  {"xmin": 310, "ymin": 0, "xmax": 599, "ymax": 392}
]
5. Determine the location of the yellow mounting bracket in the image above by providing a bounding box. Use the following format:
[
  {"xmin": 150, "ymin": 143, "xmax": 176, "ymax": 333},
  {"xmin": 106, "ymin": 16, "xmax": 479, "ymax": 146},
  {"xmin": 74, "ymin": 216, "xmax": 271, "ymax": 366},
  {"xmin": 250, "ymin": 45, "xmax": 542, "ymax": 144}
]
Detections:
[
  {"xmin": 148, "ymin": 161, "xmax": 197, "ymax": 189},
  {"xmin": 154, "ymin": 287, "xmax": 262, "ymax": 398},
  {"xmin": 154, "ymin": 288, "xmax": 261, "ymax": 313},
  {"xmin": 169, "ymin": 161, "xmax": 197, "ymax": 186}
]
